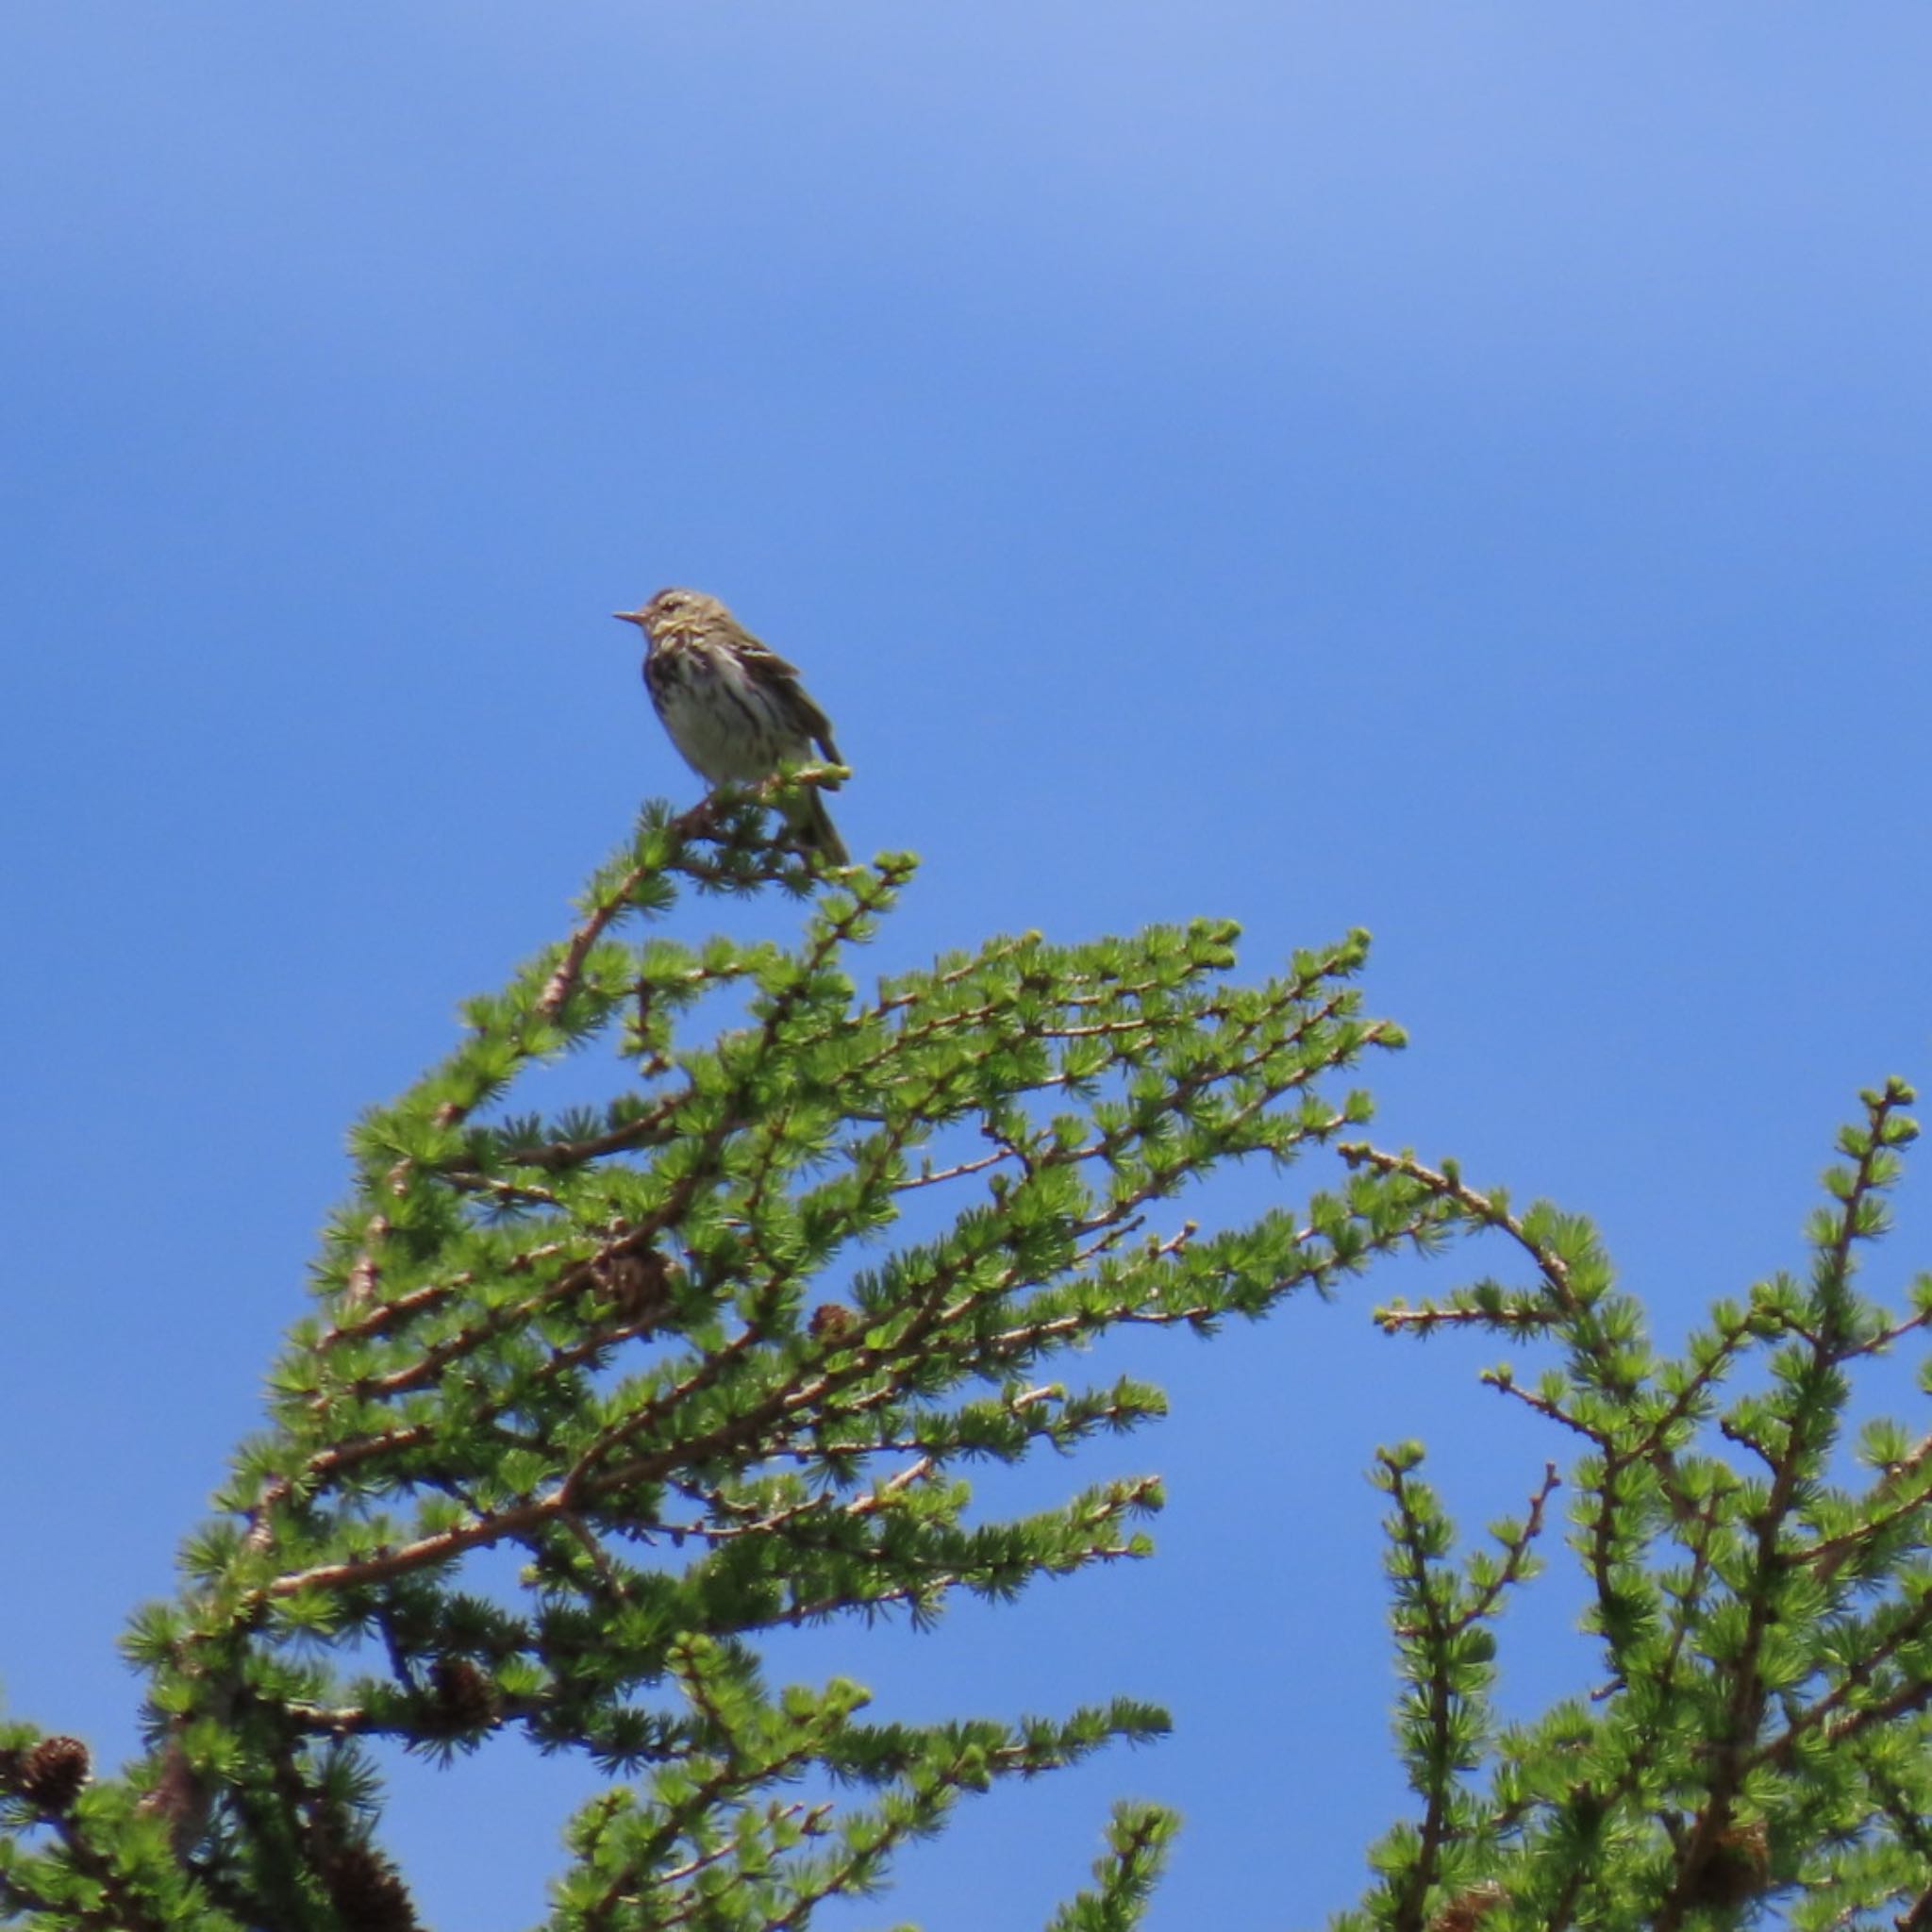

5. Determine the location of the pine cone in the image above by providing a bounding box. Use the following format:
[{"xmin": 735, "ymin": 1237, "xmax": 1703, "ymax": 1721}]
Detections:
[
  {"xmin": 808, "ymin": 1303, "xmax": 858, "ymax": 1342},
  {"xmin": 1431, "ymin": 1881, "xmax": 1505, "ymax": 1931},
  {"xmin": 595, "ymin": 1244, "xmax": 672, "ymax": 1324},
  {"xmin": 318, "ymin": 1840, "xmax": 421, "ymax": 1932},
  {"xmin": 19, "ymin": 1736, "xmax": 91, "ymax": 1812},
  {"xmin": 1685, "ymin": 1820, "xmax": 1771, "ymax": 1909},
  {"xmin": 425, "ymin": 1657, "xmax": 499, "ymax": 1735}
]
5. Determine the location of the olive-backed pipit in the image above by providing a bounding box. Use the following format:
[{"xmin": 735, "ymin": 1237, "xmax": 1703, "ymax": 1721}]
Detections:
[{"xmin": 613, "ymin": 589, "xmax": 848, "ymax": 865}]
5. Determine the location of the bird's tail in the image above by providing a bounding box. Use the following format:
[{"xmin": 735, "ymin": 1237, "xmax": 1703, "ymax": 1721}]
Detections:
[{"xmin": 791, "ymin": 788, "xmax": 849, "ymax": 867}]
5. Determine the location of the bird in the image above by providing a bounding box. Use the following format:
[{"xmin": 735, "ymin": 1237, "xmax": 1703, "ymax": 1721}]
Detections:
[{"xmin": 612, "ymin": 589, "xmax": 849, "ymax": 865}]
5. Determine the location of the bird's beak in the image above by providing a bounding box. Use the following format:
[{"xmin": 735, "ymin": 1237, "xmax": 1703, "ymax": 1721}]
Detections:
[{"xmin": 612, "ymin": 609, "xmax": 647, "ymax": 627}]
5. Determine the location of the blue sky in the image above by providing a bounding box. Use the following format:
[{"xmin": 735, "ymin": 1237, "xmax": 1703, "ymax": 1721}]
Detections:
[{"xmin": 6, "ymin": 5, "xmax": 1932, "ymax": 1925}]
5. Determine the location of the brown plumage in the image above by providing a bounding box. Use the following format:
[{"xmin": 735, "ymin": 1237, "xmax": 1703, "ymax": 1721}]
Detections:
[{"xmin": 612, "ymin": 589, "xmax": 848, "ymax": 865}]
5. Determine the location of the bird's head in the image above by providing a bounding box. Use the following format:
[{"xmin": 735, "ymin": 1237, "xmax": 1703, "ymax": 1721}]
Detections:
[{"xmin": 613, "ymin": 588, "xmax": 724, "ymax": 639}]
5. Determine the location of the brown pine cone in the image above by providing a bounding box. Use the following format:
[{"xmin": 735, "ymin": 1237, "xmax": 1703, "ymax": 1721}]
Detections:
[{"xmin": 19, "ymin": 1736, "xmax": 91, "ymax": 1812}]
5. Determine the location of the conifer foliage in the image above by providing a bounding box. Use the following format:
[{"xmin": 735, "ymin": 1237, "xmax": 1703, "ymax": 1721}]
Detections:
[
  {"xmin": 1338, "ymin": 1083, "xmax": 1932, "ymax": 1932},
  {"xmin": 0, "ymin": 786, "xmax": 1428, "ymax": 1930}
]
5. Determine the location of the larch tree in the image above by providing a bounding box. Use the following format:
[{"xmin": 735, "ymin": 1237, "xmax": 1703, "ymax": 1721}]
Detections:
[
  {"xmin": 3, "ymin": 783, "xmax": 1927, "ymax": 1931},
  {"xmin": 0, "ymin": 786, "xmax": 1428, "ymax": 1930}
]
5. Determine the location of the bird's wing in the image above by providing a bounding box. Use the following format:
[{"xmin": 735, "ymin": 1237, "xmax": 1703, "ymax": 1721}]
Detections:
[
  {"xmin": 794, "ymin": 693, "xmax": 842, "ymax": 768},
  {"xmin": 742, "ymin": 636, "xmax": 843, "ymax": 767}
]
